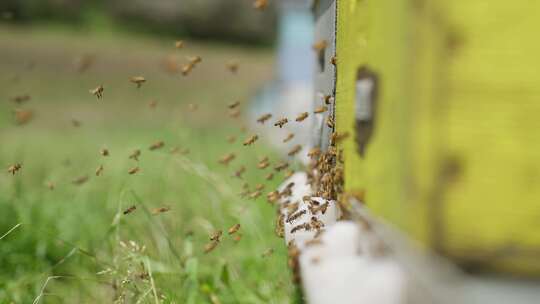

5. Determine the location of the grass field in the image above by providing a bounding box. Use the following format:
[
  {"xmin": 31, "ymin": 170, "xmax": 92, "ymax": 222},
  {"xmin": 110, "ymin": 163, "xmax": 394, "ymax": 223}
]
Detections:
[{"xmin": 0, "ymin": 25, "xmax": 297, "ymax": 303}]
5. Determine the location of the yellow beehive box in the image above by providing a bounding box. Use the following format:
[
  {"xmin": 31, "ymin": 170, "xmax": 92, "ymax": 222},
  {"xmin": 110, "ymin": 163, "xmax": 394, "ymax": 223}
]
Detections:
[{"xmin": 335, "ymin": 0, "xmax": 540, "ymax": 275}]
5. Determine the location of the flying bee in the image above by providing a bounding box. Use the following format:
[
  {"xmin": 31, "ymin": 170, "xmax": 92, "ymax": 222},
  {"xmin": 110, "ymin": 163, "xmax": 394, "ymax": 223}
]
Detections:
[
  {"xmin": 226, "ymin": 61, "xmax": 239, "ymax": 74},
  {"xmin": 283, "ymin": 133, "xmax": 294, "ymax": 143},
  {"xmin": 326, "ymin": 116, "xmax": 335, "ymax": 128},
  {"xmin": 180, "ymin": 148, "xmax": 190, "ymax": 155},
  {"xmin": 287, "ymin": 145, "xmax": 302, "ymax": 156},
  {"xmin": 95, "ymin": 164, "xmax": 104, "ymax": 176},
  {"xmin": 89, "ymin": 85, "xmax": 104, "ymax": 99},
  {"xmin": 234, "ymin": 166, "xmax": 245, "ymax": 178},
  {"xmin": 274, "ymin": 118, "xmax": 288, "ymax": 128},
  {"xmin": 286, "ymin": 210, "xmax": 307, "ymax": 224},
  {"xmin": 7, "ymin": 163, "xmax": 21, "ymax": 175},
  {"xmin": 210, "ymin": 230, "xmax": 223, "ymax": 242},
  {"xmin": 295, "ymin": 112, "xmax": 309, "ymax": 122},
  {"xmin": 129, "ymin": 76, "xmax": 146, "ymax": 88},
  {"xmin": 128, "ymin": 166, "xmax": 140, "ymax": 175},
  {"xmin": 284, "ymin": 170, "xmax": 294, "ymax": 179},
  {"xmin": 175, "ymin": 40, "xmax": 184, "ymax": 49},
  {"xmin": 330, "ymin": 131, "xmax": 350, "ymax": 144},
  {"xmin": 312, "ymin": 40, "xmax": 327, "ymax": 52},
  {"xmin": 307, "ymin": 147, "xmax": 321, "ymax": 159},
  {"xmin": 265, "ymin": 172, "xmax": 274, "ymax": 180},
  {"xmin": 123, "ymin": 205, "xmax": 137, "ymax": 215},
  {"xmin": 249, "ymin": 190, "xmax": 262, "ymax": 199},
  {"xmin": 221, "ymin": 152, "xmax": 237, "ymax": 167},
  {"xmin": 100, "ymin": 148, "xmax": 109, "ymax": 156},
  {"xmin": 149, "ymin": 140, "xmax": 165, "ymax": 151},
  {"xmin": 204, "ymin": 240, "xmax": 219, "ymax": 253},
  {"xmin": 291, "ymin": 222, "xmax": 312, "ymax": 234},
  {"xmin": 323, "ymin": 94, "xmax": 334, "ymax": 105},
  {"xmin": 243, "ymin": 134, "xmax": 258, "ymax": 146},
  {"xmin": 46, "ymin": 181, "xmax": 55, "ymax": 190},
  {"xmin": 181, "ymin": 63, "xmax": 194, "ymax": 76},
  {"xmin": 229, "ymin": 109, "xmax": 241, "ymax": 118},
  {"xmin": 257, "ymin": 113, "xmax": 272, "ymax": 124},
  {"xmin": 72, "ymin": 175, "xmax": 89, "ymax": 185},
  {"xmin": 262, "ymin": 248, "xmax": 274, "ymax": 258},
  {"xmin": 228, "ymin": 101, "xmax": 241, "ymax": 109},
  {"xmin": 71, "ymin": 119, "xmax": 81, "ymax": 128},
  {"xmin": 14, "ymin": 109, "xmax": 33, "ymax": 125},
  {"xmin": 274, "ymin": 161, "xmax": 289, "ymax": 171},
  {"xmin": 257, "ymin": 160, "xmax": 270, "ymax": 169},
  {"xmin": 151, "ymin": 206, "xmax": 170, "ymax": 215},
  {"xmin": 253, "ymin": 0, "xmax": 268, "ymax": 10},
  {"xmin": 188, "ymin": 103, "xmax": 198, "ymax": 112},
  {"xmin": 255, "ymin": 184, "xmax": 265, "ymax": 191},
  {"xmin": 148, "ymin": 99, "xmax": 158, "ymax": 109},
  {"xmin": 228, "ymin": 223, "xmax": 241, "ymax": 235},
  {"xmin": 227, "ymin": 135, "xmax": 237, "ymax": 143},
  {"xmin": 10, "ymin": 94, "xmax": 30, "ymax": 104},
  {"xmin": 188, "ymin": 56, "xmax": 202, "ymax": 65},
  {"xmin": 314, "ymin": 106, "xmax": 328, "ymax": 114},
  {"xmin": 129, "ymin": 149, "xmax": 141, "ymax": 161}
]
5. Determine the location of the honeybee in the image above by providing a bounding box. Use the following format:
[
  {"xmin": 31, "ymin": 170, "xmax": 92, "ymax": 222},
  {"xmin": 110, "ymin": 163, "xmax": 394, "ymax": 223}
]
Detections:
[
  {"xmin": 286, "ymin": 210, "xmax": 306, "ymax": 224},
  {"xmin": 307, "ymin": 147, "xmax": 321, "ymax": 159},
  {"xmin": 287, "ymin": 145, "xmax": 302, "ymax": 156},
  {"xmin": 129, "ymin": 149, "xmax": 141, "ymax": 161},
  {"xmin": 265, "ymin": 173, "xmax": 274, "ymax": 180},
  {"xmin": 204, "ymin": 240, "xmax": 219, "ymax": 253},
  {"xmin": 234, "ymin": 166, "xmax": 245, "ymax": 178},
  {"xmin": 274, "ymin": 118, "xmax": 288, "ymax": 128},
  {"xmin": 148, "ymin": 99, "xmax": 158, "ymax": 109},
  {"xmin": 284, "ymin": 170, "xmax": 294, "ymax": 179},
  {"xmin": 149, "ymin": 141, "xmax": 165, "ymax": 151},
  {"xmin": 243, "ymin": 134, "xmax": 258, "ymax": 146},
  {"xmin": 89, "ymin": 85, "xmax": 104, "ymax": 99},
  {"xmin": 71, "ymin": 119, "xmax": 81, "ymax": 128},
  {"xmin": 291, "ymin": 222, "xmax": 312, "ymax": 234},
  {"xmin": 46, "ymin": 181, "xmax": 55, "ymax": 190},
  {"xmin": 330, "ymin": 131, "xmax": 350, "ymax": 144},
  {"xmin": 175, "ymin": 40, "xmax": 184, "ymax": 49},
  {"xmin": 129, "ymin": 76, "xmax": 146, "ymax": 88},
  {"xmin": 262, "ymin": 248, "xmax": 274, "ymax": 258},
  {"xmin": 228, "ymin": 223, "xmax": 241, "ymax": 235},
  {"xmin": 331, "ymin": 55, "xmax": 337, "ymax": 65},
  {"xmin": 10, "ymin": 94, "xmax": 30, "ymax": 104},
  {"xmin": 188, "ymin": 56, "xmax": 202, "ymax": 65},
  {"xmin": 123, "ymin": 205, "xmax": 137, "ymax": 215},
  {"xmin": 14, "ymin": 109, "xmax": 33, "ymax": 125},
  {"xmin": 323, "ymin": 94, "xmax": 334, "ymax": 105},
  {"xmin": 257, "ymin": 113, "xmax": 272, "ymax": 124},
  {"xmin": 310, "ymin": 216, "xmax": 325, "ymax": 230},
  {"xmin": 255, "ymin": 184, "xmax": 265, "ymax": 191},
  {"xmin": 151, "ymin": 206, "xmax": 171, "ymax": 215},
  {"xmin": 283, "ymin": 133, "xmax": 294, "ymax": 143},
  {"xmin": 249, "ymin": 190, "xmax": 262, "ymax": 199},
  {"xmin": 267, "ymin": 190, "xmax": 280, "ymax": 203},
  {"xmin": 226, "ymin": 61, "xmax": 239, "ymax": 74},
  {"xmin": 95, "ymin": 165, "xmax": 104, "ymax": 176},
  {"xmin": 100, "ymin": 148, "xmax": 109, "ymax": 156},
  {"xmin": 312, "ymin": 40, "xmax": 327, "ymax": 52},
  {"xmin": 253, "ymin": 0, "xmax": 268, "ymax": 10},
  {"xmin": 210, "ymin": 230, "xmax": 223, "ymax": 242},
  {"xmin": 326, "ymin": 116, "xmax": 334, "ymax": 128},
  {"xmin": 275, "ymin": 214, "xmax": 285, "ymax": 237},
  {"xmin": 128, "ymin": 166, "xmax": 140, "ymax": 175},
  {"xmin": 274, "ymin": 161, "xmax": 289, "ymax": 171},
  {"xmin": 72, "ymin": 175, "xmax": 89, "ymax": 185},
  {"xmin": 7, "ymin": 163, "xmax": 21, "ymax": 175},
  {"xmin": 228, "ymin": 101, "xmax": 241, "ymax": 109},
  {"xmin": 181, "ymin": 63, "xmax": 194, "ymax": 76},
  {"xmin": 229, "ymin": 109, "xmax": 241, "ymax": 118},
  {"xmin": 219, "ymin": 153, "xmax": 236, "ymax": 165},
  {"xmin": 314, "ymin": 106, "xmax": 328, "ymax": 114},
  {"xmin": 227, "ymin": 135, "xmax": 237, "ymax": 143},
  {"xmin": 188, "ymin": 103, "xmax": 198, "ymax": 112},
  {"xmin": 295, "ymin": 112, "xmax": 309, "ymax": 122}
]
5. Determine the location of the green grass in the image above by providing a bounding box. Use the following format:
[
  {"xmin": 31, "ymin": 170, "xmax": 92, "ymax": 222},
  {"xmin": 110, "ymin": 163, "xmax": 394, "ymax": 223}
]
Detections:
[{"xmin": 0, "ymin": 25, "xmax": 296, "ymax": 303}]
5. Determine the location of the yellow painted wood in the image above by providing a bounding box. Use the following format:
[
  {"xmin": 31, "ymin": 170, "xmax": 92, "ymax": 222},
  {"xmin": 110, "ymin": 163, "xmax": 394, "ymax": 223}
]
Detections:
[{"xmin": 335, "ymin": 0, "xmax": 540, "ymax": 275}]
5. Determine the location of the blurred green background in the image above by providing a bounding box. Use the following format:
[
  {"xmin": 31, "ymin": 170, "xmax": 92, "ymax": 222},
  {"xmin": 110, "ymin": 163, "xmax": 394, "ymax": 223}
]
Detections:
[{"xmin": 0, "ymin": 1, "xmax": 300, "ymax": 303}]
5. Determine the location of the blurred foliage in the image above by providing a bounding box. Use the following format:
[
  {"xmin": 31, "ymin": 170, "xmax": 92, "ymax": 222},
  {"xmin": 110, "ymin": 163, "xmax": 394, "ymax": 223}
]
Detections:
[{"xmin": 0, "ymin": 0, "xmax": 277, "ymax": 44}]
